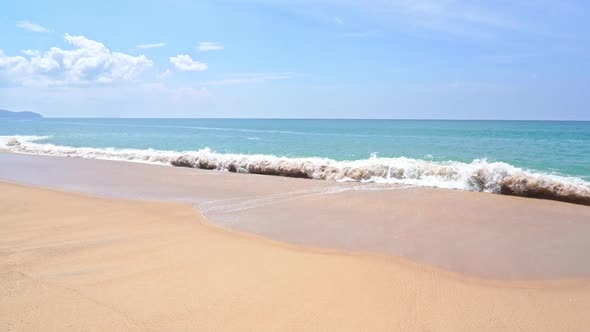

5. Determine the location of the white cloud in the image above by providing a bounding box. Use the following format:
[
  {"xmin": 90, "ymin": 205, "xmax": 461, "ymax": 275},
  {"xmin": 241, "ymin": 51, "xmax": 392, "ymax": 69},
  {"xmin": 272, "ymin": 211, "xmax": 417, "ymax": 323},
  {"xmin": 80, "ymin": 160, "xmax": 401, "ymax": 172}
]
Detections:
[
  {"xmin": 203, "ymin": 72, "xmax": 297, "ymax": 86},
  {"xmin": 16, "ymin": 21, "xmax": 49, "ymax": 33},
  {"xmin": 0, "ymin": 34, "xmax": 153, "ymax": 86},
  {"xmin": 240, "ymin": 0, "xmax": 528, "ymax": 37},
  {"xmin": 198, "ymin": 42, "xmax": 224, "ymax": 52},
  {"xmin": 136, "ymin": 42, "xmax": 166, "ymax": 49},
  {"xmin": 141, "ymin": 83, "xmax": 211, "ymax": 98},
  {"xmin": 333, "ymin": 17, "xmax": 344, "ymax": 24},
  {"xmin": 381, "ymin": 0, "xmax": 522, "ymax": 33},
  {"xmin": 159, "ymin": 69, "xmax": 172, "ymax": 79},
  {"xmin": 169, "ymin": 54, "xmax": 208, "ymax": 71}
]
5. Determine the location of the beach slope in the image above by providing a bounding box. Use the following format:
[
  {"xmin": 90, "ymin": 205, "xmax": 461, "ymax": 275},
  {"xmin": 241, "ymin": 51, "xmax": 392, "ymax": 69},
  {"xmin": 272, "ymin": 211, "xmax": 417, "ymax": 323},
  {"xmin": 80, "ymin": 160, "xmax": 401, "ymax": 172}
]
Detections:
[{"xmin": 1, "ymin": 181, "xmax": 589, "ymax": 331}]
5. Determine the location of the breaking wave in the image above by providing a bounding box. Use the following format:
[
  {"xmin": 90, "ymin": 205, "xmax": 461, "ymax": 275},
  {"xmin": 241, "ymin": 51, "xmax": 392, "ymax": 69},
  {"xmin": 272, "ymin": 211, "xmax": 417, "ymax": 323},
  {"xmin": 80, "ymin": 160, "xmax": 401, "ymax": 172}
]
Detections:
[{"xmin": 2, "ymin": 135, "xmax": 590, "ymax": 206}]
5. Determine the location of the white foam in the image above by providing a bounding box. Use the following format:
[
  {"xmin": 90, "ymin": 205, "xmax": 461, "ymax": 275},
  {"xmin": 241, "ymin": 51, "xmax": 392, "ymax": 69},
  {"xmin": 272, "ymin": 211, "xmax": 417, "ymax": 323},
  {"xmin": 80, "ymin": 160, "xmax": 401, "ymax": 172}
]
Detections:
[
  {"xmin": 0, "ymin": 135, "xmax": 180, "ymax": 165},
  {"xmin": 2, "ymin": 135, "xmax": 589, "ymax": 204}
]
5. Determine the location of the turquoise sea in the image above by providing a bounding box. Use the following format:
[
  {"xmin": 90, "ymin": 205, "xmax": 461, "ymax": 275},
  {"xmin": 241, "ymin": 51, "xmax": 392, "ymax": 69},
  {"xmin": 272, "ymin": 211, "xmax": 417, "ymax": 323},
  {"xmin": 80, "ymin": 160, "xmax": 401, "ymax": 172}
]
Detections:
[{"xmin": 1, "ymin": 118, "xmax": 589, "ymax": 202}]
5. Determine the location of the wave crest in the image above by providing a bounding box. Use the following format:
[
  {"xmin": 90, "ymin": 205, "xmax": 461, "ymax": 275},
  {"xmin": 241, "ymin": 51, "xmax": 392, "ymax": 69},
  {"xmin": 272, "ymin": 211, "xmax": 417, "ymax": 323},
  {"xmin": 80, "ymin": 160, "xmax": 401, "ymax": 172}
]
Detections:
[{"xmin": 2, "ymin": 135, "xmax": 589, "ymax": 205}]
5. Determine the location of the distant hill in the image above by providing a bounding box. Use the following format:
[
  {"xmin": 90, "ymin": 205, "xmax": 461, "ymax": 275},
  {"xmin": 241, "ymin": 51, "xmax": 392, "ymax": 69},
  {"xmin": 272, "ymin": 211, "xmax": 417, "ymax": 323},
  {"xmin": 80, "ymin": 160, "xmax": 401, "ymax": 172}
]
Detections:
[{"xmin": 0, "ymin": 109, "xmax": 43, "ymax": 119}]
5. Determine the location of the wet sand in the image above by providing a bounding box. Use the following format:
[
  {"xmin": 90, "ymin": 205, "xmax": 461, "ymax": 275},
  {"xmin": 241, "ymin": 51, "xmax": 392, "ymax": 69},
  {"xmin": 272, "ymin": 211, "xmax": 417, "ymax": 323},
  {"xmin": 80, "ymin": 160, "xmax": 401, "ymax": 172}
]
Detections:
[
  {"xmin": 1, "ymin": 152, "xmax": 590, "ymax": 280},
  {"xmin": 2, "ymin": 181, "xmax": 590, "ymax": 331}
]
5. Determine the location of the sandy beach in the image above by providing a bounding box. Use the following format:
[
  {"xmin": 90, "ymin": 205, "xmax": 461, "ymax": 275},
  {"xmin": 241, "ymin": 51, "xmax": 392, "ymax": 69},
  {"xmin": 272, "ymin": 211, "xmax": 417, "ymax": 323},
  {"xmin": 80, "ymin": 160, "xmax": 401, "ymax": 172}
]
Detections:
[
  {"xmin": 2, "ymin": 181, "xmax": 590, "ymax": 331},
  {"xmin": 2, "ymin": 152, "xmax": 590, "ymax": 280},
  {"xmin": 2, "ymin": 0, "xmax": 589, "ymax": 329}
]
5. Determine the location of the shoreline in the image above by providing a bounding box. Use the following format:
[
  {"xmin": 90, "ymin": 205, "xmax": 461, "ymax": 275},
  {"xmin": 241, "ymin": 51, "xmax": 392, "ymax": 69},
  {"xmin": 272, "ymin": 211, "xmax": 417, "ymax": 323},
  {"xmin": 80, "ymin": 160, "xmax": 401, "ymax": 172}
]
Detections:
[
  {"xmin": 0, "ymin": 179, "xmax": 581, "ymax": 287},
  {"xmin": 3, "ymin": 180, "xmax": 590, "ymax": 290},
  {"xmin": 3, "ymin": 135, "xmax": 590, "ymax": 206},
  {"xmin": 2, "ymin": 181, "xmax": 590, "ymax": 330},
  {"xmin": 1, "ymin": 152, "xmax": 590, "ymax": 280}
]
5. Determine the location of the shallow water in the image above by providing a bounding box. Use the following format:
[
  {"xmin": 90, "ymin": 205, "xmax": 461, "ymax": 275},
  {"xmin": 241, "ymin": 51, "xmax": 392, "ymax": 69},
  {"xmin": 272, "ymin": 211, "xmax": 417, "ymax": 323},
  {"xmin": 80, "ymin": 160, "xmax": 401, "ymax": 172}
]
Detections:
[
  {"xmin": 1, "ymin": 118, "xmax": 589, "ymax": 204},
  {"xmin": 1, "ymin": 118, "xmax": 588, "ymax": 176}
]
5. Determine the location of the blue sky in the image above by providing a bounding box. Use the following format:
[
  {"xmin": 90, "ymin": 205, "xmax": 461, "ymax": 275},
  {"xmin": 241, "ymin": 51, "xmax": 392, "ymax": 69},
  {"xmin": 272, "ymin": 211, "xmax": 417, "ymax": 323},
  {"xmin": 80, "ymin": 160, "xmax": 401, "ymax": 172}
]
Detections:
[{"xmin": 0, "ymin": 0, "xmax": 589, "ymax": 119}]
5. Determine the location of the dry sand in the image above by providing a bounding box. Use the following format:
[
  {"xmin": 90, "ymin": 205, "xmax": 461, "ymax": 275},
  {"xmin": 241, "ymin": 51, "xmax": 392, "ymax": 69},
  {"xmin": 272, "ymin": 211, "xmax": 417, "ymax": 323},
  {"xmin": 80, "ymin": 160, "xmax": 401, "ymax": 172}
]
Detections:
[{"xmin": 1, "ymin": 181, "xmax": 590, "ymax": 331}]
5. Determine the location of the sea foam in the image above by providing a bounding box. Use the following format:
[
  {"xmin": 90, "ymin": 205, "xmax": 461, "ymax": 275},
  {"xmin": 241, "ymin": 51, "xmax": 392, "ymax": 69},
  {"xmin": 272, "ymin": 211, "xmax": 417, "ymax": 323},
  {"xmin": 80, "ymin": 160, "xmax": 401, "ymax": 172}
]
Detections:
[{"xmin": 2, "ymin": 135, "xmax": 589, "ymax": 205}]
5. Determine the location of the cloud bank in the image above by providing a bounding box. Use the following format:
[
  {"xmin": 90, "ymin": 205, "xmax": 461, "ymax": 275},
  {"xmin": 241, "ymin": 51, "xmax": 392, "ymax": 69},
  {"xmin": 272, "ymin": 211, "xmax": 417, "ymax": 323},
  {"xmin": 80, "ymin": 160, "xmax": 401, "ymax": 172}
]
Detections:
[{"xmin": 0, "ymin": 34, "xmax": 153, "ymax": 86}]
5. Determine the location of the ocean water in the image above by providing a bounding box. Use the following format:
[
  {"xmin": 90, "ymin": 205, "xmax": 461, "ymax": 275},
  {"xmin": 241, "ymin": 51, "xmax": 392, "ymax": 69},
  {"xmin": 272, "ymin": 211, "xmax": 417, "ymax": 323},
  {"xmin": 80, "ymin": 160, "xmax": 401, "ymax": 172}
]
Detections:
[{"xmin": 1, "ymin": 118, "xmax": 589, "ymax": 203}]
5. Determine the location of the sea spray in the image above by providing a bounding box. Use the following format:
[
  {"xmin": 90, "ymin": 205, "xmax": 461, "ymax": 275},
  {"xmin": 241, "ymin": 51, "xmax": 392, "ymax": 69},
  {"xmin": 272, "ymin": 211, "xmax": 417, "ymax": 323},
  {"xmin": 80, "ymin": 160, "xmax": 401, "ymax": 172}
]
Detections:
[{"xmin": 2, "ymin": 135, "xmax": 589, "ymax": 205}]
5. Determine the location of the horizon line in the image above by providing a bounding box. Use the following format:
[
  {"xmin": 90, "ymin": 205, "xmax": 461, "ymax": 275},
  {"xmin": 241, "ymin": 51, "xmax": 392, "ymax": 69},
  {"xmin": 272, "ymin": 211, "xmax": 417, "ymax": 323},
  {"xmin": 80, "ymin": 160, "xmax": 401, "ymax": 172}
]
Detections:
[{"xmin": 37, "ymin": 116, "xmax": 590, "ymax": 122}]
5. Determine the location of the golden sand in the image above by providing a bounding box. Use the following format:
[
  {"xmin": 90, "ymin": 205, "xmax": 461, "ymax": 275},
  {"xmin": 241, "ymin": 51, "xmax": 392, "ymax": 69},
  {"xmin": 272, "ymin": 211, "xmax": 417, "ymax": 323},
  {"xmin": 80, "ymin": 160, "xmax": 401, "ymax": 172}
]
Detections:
[{"xmin": 1, "ymin": 182, "xmax": 589, "ymax": 331}]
